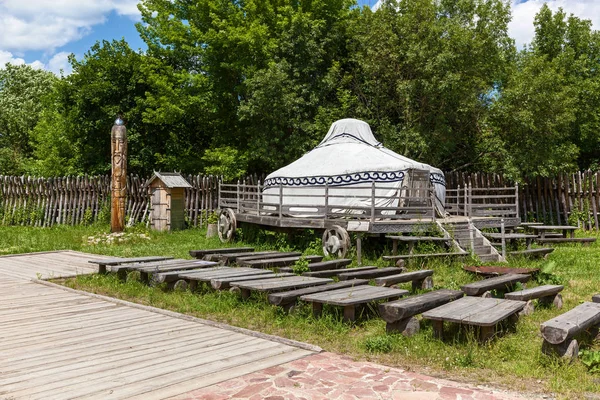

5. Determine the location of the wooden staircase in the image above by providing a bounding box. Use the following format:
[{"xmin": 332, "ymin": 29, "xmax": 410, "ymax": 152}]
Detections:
[{"xmin": 442, "ymin": 221, "xmax": 505, "ymax": 262}]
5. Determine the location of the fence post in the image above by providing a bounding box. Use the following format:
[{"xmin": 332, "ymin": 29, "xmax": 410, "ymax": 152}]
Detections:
[
  {"xmin": 515, "ymin": 183, "xmax": 520, "ymax": 220},
  {"xmin": 257, "ymin": 180, "xmax": 261, "ymax": 215},
  {"xmin": 324, "ymin": 181, "xmax": 329, "ymax": 219},
  {"xmin": 463, "ymin": 184, "xmax": 468, "ymax": 217},
  {"xmin": 468, "ymin": 217, "xmax": 475, "ymax": 253},
  {"xmin": 501, "ymin": 218, "xmax": 506, "ymax": 260},
  {"xmin": 236, "ymin": 181, "xmax": 240, "ymax": 213}
]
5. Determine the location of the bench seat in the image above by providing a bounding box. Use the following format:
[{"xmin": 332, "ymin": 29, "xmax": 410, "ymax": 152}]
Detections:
[
  {"xmin": 374, "ymin": 269, "xmax": 434, "ymax": 291},
  {"xmin": 508, "ymin": 248, "xmax": 554, "ymax": 259},
  {"xmin": 505, "ymin": 284, "xmax": 563, "ymax": 315}
]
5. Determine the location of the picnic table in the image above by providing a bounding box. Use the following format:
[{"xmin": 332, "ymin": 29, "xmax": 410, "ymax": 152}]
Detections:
[
  {"xmin": 482, "ymin": 232, "xmax": 538, "ymax": 249},
  {"xmin": 422, "ymin": 296, "xmax": 526, "ymax": 341},
  {"xmin": 530, "ymin": 225, "xmax": 577, "ymax": 239},
  {"xmin": 386, "ymin": 235, "xmax": 450, "ymax": 255},
  {"xmin": 232, "ymin": 276, "xmax": 333, "ymax": 299},
  {"xmin": 300, "ymin": 285, "xmax": 408, "ymax": 322}
]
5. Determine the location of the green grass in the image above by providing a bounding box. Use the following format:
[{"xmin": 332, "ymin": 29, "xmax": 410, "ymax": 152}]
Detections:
[{"xmin": 2, "ymin": 224, "xmax": 600, "ymax": 398}]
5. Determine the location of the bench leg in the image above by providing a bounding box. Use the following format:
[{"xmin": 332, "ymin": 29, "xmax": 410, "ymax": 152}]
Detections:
[
  {"xmin": 172, "ymin": 279, "xmax": 188, "ymax": 292},
  {"xmin": 431, "ymin": 320, "xmax": 444, "ymax": 339},
  {"xmin": 542, "ymin": 338, "xmax": 578, "ymax": 362},
  {"xmin": 98, "ymin": 264, "xmax": 107, "ymax": 274},
  {"xmin": 386, "ymin": 317, "xmax": 420, "ymax": 337},
  {"xmin": 392, "ymin": 240, "xmax": 398, "ymax": 256},
  {"xmin": 480, "ymin": 325, "xmax": 495, "ymax": 342},
  {"xmin": 116, "ymin": 268, "xmax": 127, "ymax": 282},
  {"xmin": 240, "ymin": 288, "xmax": 251, "ymax": 300},
  {"xmin": 312, "ymin": 302, "xmax": 323, "ymax": 318},
  {"xmin": 343, "ymin": 305, "xmax": 356, "ymax": 322},
  {"xmin": 519, "ymin": 300, "xmax": 535, "ymax": 316},
  {"xmin": 281, "ymin": 302, "xmax": 296, "ymax": 313},
  {"xmin": 188, "ymin": 280, "xmax": 198, "ymax": 292},
  {"xmin": 412, "ymin": 276, "xmax": 434, "ymax": 291},
  {"xmin": 481, "ymin": 291, "xmax": 493, "ymax": 298},
  {"xmin": 140, "ymin": 271, "xmax": 149, "ymax": 284}
]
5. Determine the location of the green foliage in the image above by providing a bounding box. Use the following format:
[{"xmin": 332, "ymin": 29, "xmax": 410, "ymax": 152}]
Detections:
[
  {"xmin": 580, "ymin": 350, "xmax": 600, "ymax": 373},
  {"xmin": 535, "ymin": 261, "xmax": 563, "ymax": 285},
  {"xmin": 202, "ymin": 147, "xmax": 247, "ymax": 183},
  {"xmin": 364, "ymin": 335, "xmax": 394, "ymax": 353},
  {"xmin": 292, "ymin": 256, "xmax": 310, "ymax": 275},
  {"xmin": 206, "ymin": 212, "xmax": 219, "ymax": 225}
]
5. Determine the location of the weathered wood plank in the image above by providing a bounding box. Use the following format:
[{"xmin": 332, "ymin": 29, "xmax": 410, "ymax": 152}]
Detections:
[
  {"xmin": 233, "ymin": 276, "xmax": 333, "ymax": 293},
  {"xmin": 379, "ymin": 289, "xmax": 464, "ymax": 323},
  {"xmin": 461, "ymin": 274, "xmax": 530, "ymax": 296},
  {"xmin": 338, "ymin": 267, "xmax": 404, "ymax": 281},
  {"xmin": 303, "ymin": 266, "xmax": 377, "ymax": 278},
  {"xmin": 504, "ymin": 285, "xmax": 563, "ymax": 301},
  {"xmin": 239, "ymin": 255, "xmax": 323, "ymax": 269},
  {"xmin": 189, "ymin": 247, "xmax": 254, "ymax": 258},
  {"xmin": 279, "ymin": 259, "xmax": 352, "ymax": 273},
  {"xmin": 234, "ymin": 251, "xmax": 302, "ymax": 264},
  {"xmin": 540, "ymin": 302, "xmax": 600, "ymax": 344},
  {"xmin": 374, "ymin": 270, "xmax": 434, "ymax": 287},
  {"xmin": 268, "ymin": 280, "xmax": 369, "ymax": 306},
  {"xmin": 300, "ymin": 286, "xmax": 408, "ymax": 306},
  {"xmin": 422, "ymin": 297, "xmax": 525, "ymax": 326},
  {"xmin": 211, "ymin": 272, "xmax": 295, "ymax": 290}
]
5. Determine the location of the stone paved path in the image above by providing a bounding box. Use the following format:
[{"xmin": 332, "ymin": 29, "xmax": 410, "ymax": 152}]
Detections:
[{"xmin": 172, "ymin": 352, "xmax": 543, "ymax": 400}]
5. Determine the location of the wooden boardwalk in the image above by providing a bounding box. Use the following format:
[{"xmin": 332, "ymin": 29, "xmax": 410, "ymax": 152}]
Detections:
[{"xmin": 0, "ymin": 252, "xmax": 317, "ymax": 399}]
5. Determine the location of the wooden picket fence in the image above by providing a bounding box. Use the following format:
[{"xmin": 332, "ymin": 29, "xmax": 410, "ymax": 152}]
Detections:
[
  {"xmin": 2, "ymin": 171, "xmax": 600, "ymax": 229},
  {"xmin": 0, "ymin": 174, "xmax": 223, "ymax": 227},
  {"xmin": 445, "ymin": 170, "xmax": 600, "ymax": 230}
]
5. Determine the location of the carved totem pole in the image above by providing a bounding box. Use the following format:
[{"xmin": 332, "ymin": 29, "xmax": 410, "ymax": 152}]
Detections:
[{"xmin": 111, "ymin": 116, "xmax": 127, "ymax": 232}]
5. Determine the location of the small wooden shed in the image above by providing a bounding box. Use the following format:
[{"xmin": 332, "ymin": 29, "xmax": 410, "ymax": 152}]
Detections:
[{"xmin": 146, "ymin": 172, "xmax": 192, "ymax": 231}]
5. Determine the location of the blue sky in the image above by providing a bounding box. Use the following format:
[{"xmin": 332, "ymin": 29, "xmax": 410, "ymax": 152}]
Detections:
[{"xmin": 0, "ymin": 0, "xmax": 597, "ymax": 75}]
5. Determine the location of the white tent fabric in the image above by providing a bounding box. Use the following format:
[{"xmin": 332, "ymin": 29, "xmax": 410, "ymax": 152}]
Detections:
[{"xmin": 262, "ymin": 118, "xmax": 446, "ymax": 216}]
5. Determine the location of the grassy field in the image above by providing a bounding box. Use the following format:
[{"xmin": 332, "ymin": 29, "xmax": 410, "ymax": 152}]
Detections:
[{"xmin": 2, "ymin": 223, "xmax": 600, "ymax": 398}]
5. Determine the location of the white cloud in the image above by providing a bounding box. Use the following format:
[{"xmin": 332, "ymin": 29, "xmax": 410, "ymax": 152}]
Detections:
[
  {"xmin": 0, "ymin": 0, "xmax": 140, "ymax": 53},
  {"xmin": 0, "ymin": 50, "xmax": 26, "ymax": 67},
  {"xmin": 47, "ymin": 52, "xmax": 73, "ymax": 76},
  {"xmin": 510, "ymin": 0, "xmax": 600, "ymax": 48}
]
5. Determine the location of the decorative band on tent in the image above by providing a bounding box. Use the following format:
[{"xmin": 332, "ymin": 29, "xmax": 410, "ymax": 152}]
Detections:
[
  {"xmin": 263, "ymin": 170, "xmax": 406, "ymax": 188},
  {"xmin": 430, "ymin": 173, "xmax": 446, "ymax": 187}
]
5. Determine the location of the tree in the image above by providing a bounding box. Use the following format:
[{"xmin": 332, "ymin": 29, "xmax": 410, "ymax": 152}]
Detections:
[
  {"xmin": 344, "ymin": 0, "xmax": 515, "ymax": 171},
  {"xmin": 0, "ymin": 64, "xmax": 57, "ymax": 174}
]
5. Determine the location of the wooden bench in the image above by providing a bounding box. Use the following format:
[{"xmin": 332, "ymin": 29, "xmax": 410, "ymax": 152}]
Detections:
[
  {"xmin": 504, "ymin": 285, "xmax": 564, "ymax": 315},
  {"xmin": 110, "ymin": 259, "xmax": 208, "ymax": 281},
  {"xmin": 483, "ymin": 233, "xmax": 537, "ymax": 250},
  {"xmin": 374, "ymin": 270, "xmax": 434, "ymax": 291},
  {"xmin": 232, "ymin": 276, "xmax": 333, "ymax": 300},
  {"xmin": 302, "ymin": 266, "xmax": 378, "ymax": 278},
  {"xmin": 382, "ymin": 251, "xmax": 468, "ymax": 263},
  {"xmin": 530, "ymin": 225, "xmax": 577, "ymax": 239},
  {"xmin": 209, "ymin": 272, "xmax": 295, "ymax": 290},
  {"xmin": 508, "ymin": 247, "xmax": 554, "ymax": 259},
  {"xmin": 461, "ymin": 273, "xmax": 531, "ymax": 297},
  {"xmin": 386, "ymin": 236, "xmax": 450, "ymax": 255},
  {"xmin": 300, "ymin": 286, "xmax": 408, "ymax": 322},
  {"xmin": 268, "ymin": 280, "xmax": 369, "ymax": 311},
  {"xmin": 422, "ymin": 296, "xmax": 526, "ymax": 341},
  {"xmin": 189, "ymin": 247, "xmax": 254, "ymax": 259},
  {"xmin": 88, "ymin": 256, "xmax": 173, "ymax": 274},
  {"xmin": 379, "ymin": 289, "xmax": 463, "ymax": 335},
  {"xmin": 540, "ymin": 302, "xmax": 600, "ymax": 360},
  {"xmin": 238, "ymin": 255, "xmax": 323, "ymax": 269},
  {"xmin": 337, "ymin": 267, "xmax": 404, "ymax": 281},
  {"xmin": 133, "ymin": 260, "xmax": 219, "ymax": 284},
  {"xmin": 204, "ymin": 251, "xmax": 278, "ymax": 263},
  {"xmin": 178, "ymin": 267, "xmax": 282, "ymax": 291},
  {"xmin": 279, "ymin": 259, "xmax": 352, "ymax": 273},
  {"xmin": 234, "ymin": 252, "xmax": 302, "ymax": 265},
  {"xmin": 536, "ymin": 237, "xmax": 596, "ymax": 245}
]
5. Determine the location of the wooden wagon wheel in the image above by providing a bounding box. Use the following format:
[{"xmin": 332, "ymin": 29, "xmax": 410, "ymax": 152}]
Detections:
[
  {"xmin": 217, "ymin": 208, "xmax": 237, "ymax": 243},
  {"xmin": 322, "ymin": 225, "xmax": 351, "ymax": 258}
]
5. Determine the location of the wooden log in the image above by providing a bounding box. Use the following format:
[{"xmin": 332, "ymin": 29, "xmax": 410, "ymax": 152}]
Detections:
[
  {"xmin": 540, "ymin": 302, "xmax": 600, "ymax": 345},
  {"xmin": 542, "ymin": 338, "xmax": 579, "ymax": 361},
  {"xmin": 461, "ymin": 274, "xmax": 531, "ymax": 296},
  {"xmin": 504, "ymin": 285, "xmax": 563, "ymax": 301},
  {"xmin": 302, "ymin": 266, "xmax": 378, "ymax": 278},
  {"xmin": 188, "ymin": 247, "xmax": 254, "ymax": 258},
  {"xmin": 234, "ymin": 252, "xmax": 302, "ymax": 264},
  {"xmin": 379, "ymin": 289, "xmax": 464, "ymax": 323},
  {"xmin": 336, "ymin": 267, "xmax": 404, "ymax": 281}
]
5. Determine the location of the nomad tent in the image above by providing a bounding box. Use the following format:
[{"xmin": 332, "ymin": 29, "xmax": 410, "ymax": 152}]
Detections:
[{"xmin": 262, "ymin": 118, "xmax": 446, "ymax": 216}]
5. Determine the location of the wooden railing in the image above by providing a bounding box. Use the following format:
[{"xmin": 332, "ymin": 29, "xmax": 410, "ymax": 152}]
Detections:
[
  {"xmin": 219, "ymin": 182, "xmax": 437, "ymax": 222},
  {"xmin": 445, "ymin": 185, "xmax": 519, "ymax": 219}
]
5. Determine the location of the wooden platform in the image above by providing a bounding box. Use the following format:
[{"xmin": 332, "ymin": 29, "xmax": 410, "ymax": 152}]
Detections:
[
  {"xmin": 0, "ymin": 252, "xmax": 317, "ymax": 399},
  {"xmin": 0, "ymin": 250, "xmax": 102, "ymax": 279}
]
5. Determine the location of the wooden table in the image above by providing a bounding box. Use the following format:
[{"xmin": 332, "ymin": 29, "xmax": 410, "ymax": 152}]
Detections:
[
  {"xmin": 530, "ymin": 225, "xmax": 577, "ymax": 239},
  {"xmin": 88, "ymin": 256, "xmax": 173, "ymax": 274},
  {"xmin": 178, "ymin": 267, "xmax": 276, "ymax": 290},
  {"xmin": 422, "ymin": 296, "xmax": 526, "ymax": 341},
  {"xmin": 461, "ymin": 273, "xmax": 531, "ymax": 296},
  {"xmin": 386, "ymin": 236, "xmax": 450, "ymax": 255},
  {"xmin": 300, "ymin": 285, "xmax": 408, "ymax": 322},
  {"xmin": 232, "ymin": 276, "xmax": 333, "ymax": 299},
  {"xmin": 482, "ymin": 233, "xmax": 538, "ymax": 249}
]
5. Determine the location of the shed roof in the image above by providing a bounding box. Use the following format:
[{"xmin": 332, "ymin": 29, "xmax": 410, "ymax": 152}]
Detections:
[{"xmin": 146, "ymin": 171, "xmax": 192, "ymax": 188}]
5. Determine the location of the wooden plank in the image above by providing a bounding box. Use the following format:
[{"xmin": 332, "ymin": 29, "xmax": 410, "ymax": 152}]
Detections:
[
  {"xmin": 234, "ymin": 251, "xmax": 302, "ymax": 264},
  {"xmin": 300, "ymin": 286, "xmax": 408, "ymax": 306},
  {"xmin": 505, "ymin": 285, "xmax": 563, "ymax": 301},
  {"xmin": 135, "ymin": 260, "xmax": 219, "ymax": 273},
  {"xmin": 239, "ymin": 255, "xmax": 323, "ymax": 269},
  {"xmin": 383, "ymin": 251, "xmax": 468, "ymax": 261},
  {"xmin": 374, "ymin": 270, "xmax": 434, "ymax": 287},
  {"xmin": 379, "ymin": 289, "xmax": 464, "ymax": 322},
  {"xmin": 541, "ymin": 302, "xmax": 600, "ymax": 344},
  {"xmin": 536, "ymin": 237, "xmax": 596, "ymax": 244},
  {"xmin": 303, "ymin": 266, "xmax": 377, "ymax": 278},
  {"xmin": 209, "ymin": 251, "xmax": 279, "ymax": 263},
  {"xmin": 338, "ymin": 267, "xmax": 403, "ymax": 281},
  {"xmin": 268, "ymin": 280, "xmax": 369, "ymax": 306},
  {"xmin": 189, "ymin": 247, "xmax": 254, "ymax": 258},
  {"xmin": 279, "ymin": 259, "xmax": 352, "ymax": 273},
  {"xmin": 233, "ymin": 276, "xmax": 333, "ymax": 292},
  {"xmin": 461, "ymin": 274, "xmax": 530, "ymax": 296},
  {"xmin": 423, "ymin": 297, "xmax": 525, "ymax": 326},
  {"xmin": 87, "ymin": 256, "xmax": 173, "ymax": 267},
  {"xmin": 211, "ymin": 272, "xmax": 295, "ymax": 290}
]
